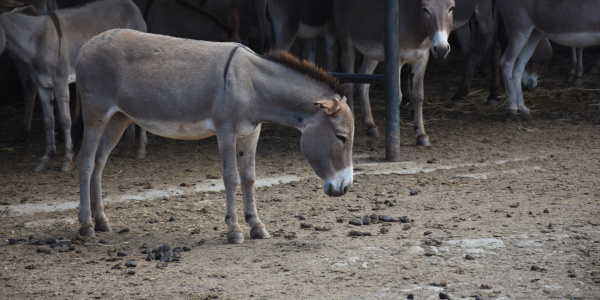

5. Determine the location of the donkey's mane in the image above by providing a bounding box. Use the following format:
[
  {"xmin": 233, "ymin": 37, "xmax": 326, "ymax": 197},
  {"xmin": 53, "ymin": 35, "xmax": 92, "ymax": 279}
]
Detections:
[
  {"xmin": 262, "ymin": 49, "xmax": 348, "ymax": 96},
  {"xmin": 174, "ymin": 0, "xmax": 235, "ymax": 37}
]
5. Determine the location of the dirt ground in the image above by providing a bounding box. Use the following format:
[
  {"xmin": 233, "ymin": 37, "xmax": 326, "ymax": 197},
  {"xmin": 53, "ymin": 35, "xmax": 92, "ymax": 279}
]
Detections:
[{"xmin": 1, "ymin": 44, "xmax": 599, "ymax": 300}]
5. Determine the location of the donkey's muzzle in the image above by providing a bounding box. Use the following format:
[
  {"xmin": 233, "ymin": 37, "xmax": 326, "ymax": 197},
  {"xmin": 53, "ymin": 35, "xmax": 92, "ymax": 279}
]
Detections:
[{"xmin": 323, "ymin": 166, "xmax": 353, "ymax": 197}]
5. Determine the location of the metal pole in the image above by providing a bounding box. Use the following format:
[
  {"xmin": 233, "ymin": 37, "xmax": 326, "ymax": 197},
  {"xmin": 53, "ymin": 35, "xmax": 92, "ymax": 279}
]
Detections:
[{"xmin": 384, "ymin": 0, "xmax": 401, "ymax": 161}]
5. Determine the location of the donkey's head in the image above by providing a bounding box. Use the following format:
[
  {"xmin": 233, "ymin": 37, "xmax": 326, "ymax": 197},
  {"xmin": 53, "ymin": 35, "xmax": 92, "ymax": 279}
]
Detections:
[
  {"xmin": 301, "ymin": 97, "xmax": 354, "ymax": 197},
  {"xmin": 421, "ymin": 0, "xmax": 454, "ymax": 60}
]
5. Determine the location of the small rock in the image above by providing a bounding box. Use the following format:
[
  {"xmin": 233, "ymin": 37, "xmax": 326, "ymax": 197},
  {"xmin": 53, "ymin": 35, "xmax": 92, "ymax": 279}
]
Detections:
[
  {"xmin": 531, "ymin": 265, "xmax": 540, "ymax": 271},
  {"xmin": 543, "ymin": 208, "xmax": 549, "ymax": 213},
  {"xmin": 378, "ymin": 215, "xmax": 393, "ymax": 222},
  {"xmin": 424, "ymin": 230, "xmax": 432, "ymax": 236},
  {"xmin": 410, "ymin": 189, "xmax": 420, "ymax": 196},
  {"xmin": 439, "ymin": 292, "xmax": 450, "ymax": 299},
  {"xmin": 183, "ymin": 246, "xmax": 192, "ymax": 252},
  {"xmin": 154, "ymin": 252, "xmax": 162, "ymax": 260},
  {"xmin": 36, "ymin": 248, "xmax": 52, "ymax": 254},
  {"xmin": 168, "ymin": 216, "xmax": 176, "ymax": 222},
  {"xmin": 146, "ymin": 254, "xmax": 155, "ymax": 261},
  {"xmin": 45, "ymin": 238, "xmax": 57, "ymax": 244},
  {"xmin": 361, "ymin": 217, "xmax": 371, "ymax": 225},
  {"xmin": 407, "ymin": 293, "xmax": 414, "ymax": 299},
  {"xmin": 125, "ymin": 270, "xmax": 136, "ymax": 275},
  {"xmin": 349, "ymin": 219, "xmax": 363, "ymax": 226},
  {"xmin": 399, "ymin": 216, "xmax": 409, "ymax": 223},
  {"xmin": 125, "ymin": 261, "xmax": 137, "ymax": 268},
  {"xmin": 369, "ymin": 213, "xmax": 380, "ymax": 224},
  {"xmin": 480, "ymin": 284, "xmax": 491, "ymax": 289},
  {"xmin": 106, "ymin": 257, "xmax": 122, "ymax": 262},
  {"xmin": 509, "ymin": 202, "xmax": 520, "ymax": 208},
  {"xmin": 99, "ymin": 240, "xmax": 107, "ymax": 244},
  {"xmin": 506, "ymin": 213, "xmax": 512, "ymax": 218},
  {"xmin": 156, "ymin": 261, "xmax": 168, "ymax": 269},
  {"xmin": 314, "ymin": 226, "xmax": 331, "ymax": 232},
  {"xmin": 141, "ymin": 248, "xmax": 151, "ymax": 254},
  {"xmin": 300, "ymin": 223, "xmax": 313, "ymax": 229},
  {"xmin": 159, "ymin": 244, "xmax": 170, "ymax": 253},
  {"xmin": 173, "ymin": 247, "xmax": 183, "ymax": 253},
  {"xmin": 117, "ymin": 251, "xmax": 128, "ymax": 257},
  {"xmin": 465, "ymin": 254, "xmax": 475, "ymax": 260},
  {"xmin": 161, "ymin": 252, "xmax": 171, "ymax": 262},
  {"xmin": 403, "ymin": 224, "xmax": 411, "ymax": 230},
  {"xmin": 8, "ymin": 238, "xmax": 20, "ymax": 245},
  {"xmin": 349, "ymin": 230, "xmax": 363, "ymax": 237},
  {"xmin": 296, "ymin": 214, "xmax": 306, "ymax": 221},
  {"xmin": 380, "ymin": 227, "xmax": 389, "ymax": 234},
  {"xmin": 427, "ymin": 158, "xmax": 437, "ymax": 164},
  {"xmin": 284, "ymin": 232, "xmax": 297, "ymax": 239}
]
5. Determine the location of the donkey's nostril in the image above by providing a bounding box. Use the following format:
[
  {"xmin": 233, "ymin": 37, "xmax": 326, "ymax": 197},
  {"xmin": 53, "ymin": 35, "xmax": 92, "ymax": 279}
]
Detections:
[{"xmin": 343, "ymin": 185, "xmax": 349, "ymax": 194}]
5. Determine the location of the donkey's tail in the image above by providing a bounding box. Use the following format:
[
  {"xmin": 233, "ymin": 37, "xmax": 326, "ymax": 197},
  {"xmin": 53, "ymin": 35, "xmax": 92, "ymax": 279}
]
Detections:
[{"xmin": 71, "ymin": 84, "xmax": 84, "ymax": 154}]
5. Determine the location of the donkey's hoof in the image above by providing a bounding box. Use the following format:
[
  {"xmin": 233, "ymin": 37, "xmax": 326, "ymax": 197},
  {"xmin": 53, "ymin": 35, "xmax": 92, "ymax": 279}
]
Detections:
[
  {"xmin": 250, "ymin": 227, "xmax": 271, "ymax": 240},
  {"xmin": 519, "ymin": 107, "xmax": 532, "ymax": 119},
  {"xmin": 227, "ymin": 231, "xmax": 245, "ymax": 244},
  {"xmin": 506, "ymin": 108, "xmax": 518, "ymax": 119},
  {"xmin": 59, "ymin": 161, "xmax": 72, "ymax": 173},
  {"xmin": 417, "ymin": 135, "xmax": 430, "ymax": 147},
  {"xmin": 367, "ymin": 127, "xmax": 380, "ymax": 137},
  {"xmin": 79, "ymin": 226, "xmax": 96, "ymax": 237},
  {"xmin": 134, "ymin": 149, "xmax": 147, "ymax": 160},
  {"xmin": 570, "ymin": 79, "xmax": 583, "ymax": 87},
  {"xmin": 32, "ymin": 161, "xmax": 49, "ymax": 172},
  {"xmin": 486, "ymin": 99, "xmax": 499, "ymax": 107},
  {"xmin": 95, "ymin": 222, "xmax": 112, "ymax": 233}
]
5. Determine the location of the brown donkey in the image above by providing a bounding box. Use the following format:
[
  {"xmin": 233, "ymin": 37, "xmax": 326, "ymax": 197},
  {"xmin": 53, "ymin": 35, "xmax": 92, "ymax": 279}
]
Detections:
[{"xmin": 74, "ymin": 30, "xmax": 354, "ymax": 243}]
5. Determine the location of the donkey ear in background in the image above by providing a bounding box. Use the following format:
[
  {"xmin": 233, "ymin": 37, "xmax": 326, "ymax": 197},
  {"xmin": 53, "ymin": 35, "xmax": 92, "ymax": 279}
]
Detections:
[{"xmin": 314, "ymin": 99, "xmax": 340, "ymax": 115}]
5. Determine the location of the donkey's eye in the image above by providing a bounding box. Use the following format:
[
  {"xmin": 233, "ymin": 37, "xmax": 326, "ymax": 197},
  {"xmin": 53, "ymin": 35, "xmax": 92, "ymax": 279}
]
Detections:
[
  {"xmin": 449, "ymin": 6, "xmax": 455, "ymax": 13},
  {"xmin": 422, "ymin": 8, "xmax": 431, "ymax": 15},
  {"xmin": 335, "ymin": 134, "xmax": 347, "ymax": 144}
]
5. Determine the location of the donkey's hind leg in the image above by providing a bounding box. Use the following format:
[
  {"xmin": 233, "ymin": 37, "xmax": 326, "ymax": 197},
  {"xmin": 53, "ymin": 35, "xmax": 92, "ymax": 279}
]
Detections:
[
  {"xmin": 237, "ymin": 128, "xmax": 271, "ymax": 240},
  {"xmin": 90, "ymin": 114, "xmax": 132, "ymax": 233}
]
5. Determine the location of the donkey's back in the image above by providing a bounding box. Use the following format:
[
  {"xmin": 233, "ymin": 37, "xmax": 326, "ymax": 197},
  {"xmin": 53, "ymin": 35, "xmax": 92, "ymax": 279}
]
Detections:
[{"xmin": 76, "ymin": 29, "xmax": 256, "ymax": 138}]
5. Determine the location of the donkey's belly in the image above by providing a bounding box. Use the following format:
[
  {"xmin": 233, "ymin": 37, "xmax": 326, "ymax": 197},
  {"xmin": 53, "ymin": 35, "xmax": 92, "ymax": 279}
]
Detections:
[
  {"xmin": 543, "ymin": 32, "xmax": 600, "ymax": 48},
  {"xmin": 134, "ymin": 118, "xmax": 216, "ymax": 140}
]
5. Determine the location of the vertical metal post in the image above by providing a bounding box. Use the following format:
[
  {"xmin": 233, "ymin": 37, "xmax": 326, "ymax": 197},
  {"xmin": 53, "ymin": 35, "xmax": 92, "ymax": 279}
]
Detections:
[{"xmin": 384, "ymin": 0, "xmax": 401, "ymax": 161}]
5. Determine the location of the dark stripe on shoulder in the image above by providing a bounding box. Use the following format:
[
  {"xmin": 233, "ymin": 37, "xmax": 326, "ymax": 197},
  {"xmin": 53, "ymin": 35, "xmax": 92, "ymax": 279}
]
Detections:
[{"xmin": 223, "ymin": 45, "xmax": 242, "ymax": 90}]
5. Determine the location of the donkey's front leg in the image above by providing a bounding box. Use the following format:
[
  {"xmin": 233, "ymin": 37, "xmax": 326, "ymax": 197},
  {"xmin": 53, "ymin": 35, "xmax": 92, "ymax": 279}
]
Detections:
[
  {"xmin": 32, "ymin": 88, "xmax": 57, "ymax": 172},
  {"xmin": 237, "ymin": 128, "xmax": 270, "ymax": 240},
  {"xmin": 410, "ymin": 58, "xmax": 431, "ymax": 147},
  {"xmin": 217, "ymin": 130, "xmax": 245, "ymax": 243}
]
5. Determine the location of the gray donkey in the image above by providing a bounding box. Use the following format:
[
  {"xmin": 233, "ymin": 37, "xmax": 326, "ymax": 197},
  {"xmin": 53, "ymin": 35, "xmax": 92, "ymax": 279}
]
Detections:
[
  {"xmin": 0, "ymin": 0, "xmax": 146, "ymax": 172},
  {"xmin": 74, "ymin": 30, "xmax": 354, "ymax": 243}
]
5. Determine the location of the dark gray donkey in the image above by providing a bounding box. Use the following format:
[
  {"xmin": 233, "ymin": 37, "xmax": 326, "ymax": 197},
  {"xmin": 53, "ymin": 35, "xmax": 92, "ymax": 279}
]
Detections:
[
  {"xmin": 497, "ymin": 0, "xmax": 600, "ymax": 119},
  {"xmin": 0, "ymin": 0, "xmax": 146, "ymax": 172}
]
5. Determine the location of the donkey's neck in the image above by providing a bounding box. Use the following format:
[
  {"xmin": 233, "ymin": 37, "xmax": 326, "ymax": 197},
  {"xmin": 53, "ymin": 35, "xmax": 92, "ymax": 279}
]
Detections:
[{"xmin": 248, "ymin": 60, "xmax": 335, "ymax": 131}]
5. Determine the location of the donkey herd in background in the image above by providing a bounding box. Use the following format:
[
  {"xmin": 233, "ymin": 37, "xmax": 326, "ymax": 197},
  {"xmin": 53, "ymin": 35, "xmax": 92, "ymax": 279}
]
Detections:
[{"xmin": 1, "ymin": 0, "xmax": 599, "ymax": 241}]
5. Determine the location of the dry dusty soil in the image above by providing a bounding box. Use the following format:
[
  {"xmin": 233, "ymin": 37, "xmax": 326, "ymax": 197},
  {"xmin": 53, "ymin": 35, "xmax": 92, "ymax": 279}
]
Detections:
[{"xmin": 1, "ymin": 45, "xmax": 599, "ymax": 300}]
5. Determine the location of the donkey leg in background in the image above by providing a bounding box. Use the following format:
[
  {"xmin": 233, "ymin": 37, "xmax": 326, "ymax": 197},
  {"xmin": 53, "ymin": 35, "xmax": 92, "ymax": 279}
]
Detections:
[
  {"xmin": 452, "ymin": 24, "xmax": 477, "ymax": 101},
  {"xmin": 32, "ymin": 87, "xmax": 56, "ymax": 172},
  {"xmin": 356, "ymin": 58, "xmax": 380, "ymax": 137},
  {"xmin": 410, "ymin": 57, "xmax": 430, "ymax": 147},
  {"xmin": 54, "ymin": 82, "xmax": 74, "ymax": 172},
  {"xmin": 14, "ymin": 63, "xmax": 37, "ymax": 144},
  {"xmin": 236, "ymin": 128, "xmax": 270, "ymax": 240},
  {"xmin": 566, "ymin": 47, "xmax": 583, "ymax": 87}
]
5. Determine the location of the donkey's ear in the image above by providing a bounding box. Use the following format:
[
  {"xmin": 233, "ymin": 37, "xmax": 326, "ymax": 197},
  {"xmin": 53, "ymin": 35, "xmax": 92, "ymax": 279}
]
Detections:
[{"xmin": 314, "ymin": 99, "xmax": 340, "ymax": 115}]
